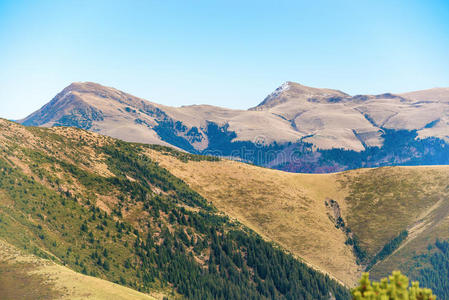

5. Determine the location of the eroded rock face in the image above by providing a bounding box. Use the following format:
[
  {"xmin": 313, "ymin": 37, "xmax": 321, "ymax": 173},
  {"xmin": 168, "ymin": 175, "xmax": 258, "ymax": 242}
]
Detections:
[{"xmin": 19, "ymin": 81, "xmax": 449, "ymax": 172}]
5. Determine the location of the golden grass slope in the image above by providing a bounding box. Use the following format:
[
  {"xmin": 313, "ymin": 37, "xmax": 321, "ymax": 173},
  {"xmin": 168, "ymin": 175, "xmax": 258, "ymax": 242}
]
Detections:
[
  {"xmin": 149, "ymin": 150, "xmax": 449, "ymax": 286},
  {"xmin": 149, "ymin": 150, "xmax": 361, "ymax": 285},
  {"xmin": 363, "ymin": 166, "xmax": 449, "ymax": 279},
  {"xmin": 0, "ymin": 239, "xmax": 157, "ymax": 300},
  {"xmin": 340, "ymin": 166, "xmax": 449, "ymax": 257}
]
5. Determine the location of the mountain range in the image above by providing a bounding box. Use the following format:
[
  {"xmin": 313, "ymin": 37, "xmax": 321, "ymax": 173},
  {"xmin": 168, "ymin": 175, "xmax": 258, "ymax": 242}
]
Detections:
[
  {"xmin": 3, "ymin": 81, "xmax": 449, "ymax": 298},
  {"xmin": 20, "ymin": 81, "xmax": 449, "ymax": 173},
  {"xmin": 1, "ymin": 119, "xmax": 449, "ymax": 298}
]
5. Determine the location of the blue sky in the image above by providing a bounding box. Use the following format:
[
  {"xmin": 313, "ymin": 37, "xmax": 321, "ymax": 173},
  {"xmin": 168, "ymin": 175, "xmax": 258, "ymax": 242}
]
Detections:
[{"xmin": 1, "ymin": 0, "xmax": 448, "ymax": 119}]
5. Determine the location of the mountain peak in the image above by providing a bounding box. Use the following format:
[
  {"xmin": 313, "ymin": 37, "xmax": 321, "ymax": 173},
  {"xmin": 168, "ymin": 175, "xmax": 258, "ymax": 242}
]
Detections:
[
  {"xmin": 400, "ymin": 87, "xmax": 449, "ymax": 102},
  {"xmin": 61, "ymin": 81, "xmax": 121, "ymax": 95},
  {"xmin": 19, "ymin": 82, "xmax": 119, "ymax": 128},
  {"xmin": 249, "ymin": 81, "xmax": 349, "ymax": 110}
]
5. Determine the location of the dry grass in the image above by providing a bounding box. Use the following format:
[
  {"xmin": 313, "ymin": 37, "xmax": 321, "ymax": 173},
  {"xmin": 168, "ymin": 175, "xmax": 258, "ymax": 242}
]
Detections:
[
  {"xmin": 365, "ymin": 167, "xmax": 449, "ymax": 279},
  {"xmin": 339, "ymin": 166, "xmax": 449, "ymax": 256},
  {"xmin": 0, "ymin": 239, "xmax": 157, "ymax": 300},
  {"xmin": 149, "ymin": 150, "xmax": 361, "ymax": 285},
  {"xmin": 150, "ymin": 149, "xmax": 449, "ymax": 286},
  {"xmin": 18, "ymin": 81, "xmax": 449, "ymax": 152}
]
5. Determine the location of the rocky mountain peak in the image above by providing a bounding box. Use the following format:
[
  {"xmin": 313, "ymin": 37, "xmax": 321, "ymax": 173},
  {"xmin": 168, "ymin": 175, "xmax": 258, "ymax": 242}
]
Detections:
[{"xmin": 249, "ymin": 81, "xmax": 349, "ymax": 111}]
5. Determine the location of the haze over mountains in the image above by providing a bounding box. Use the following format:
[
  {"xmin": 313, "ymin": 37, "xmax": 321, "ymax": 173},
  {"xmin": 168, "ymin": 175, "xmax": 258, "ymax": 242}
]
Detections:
[{"xmin": 20, "ymin": 81, "xmax": 449, "ymax": 172}]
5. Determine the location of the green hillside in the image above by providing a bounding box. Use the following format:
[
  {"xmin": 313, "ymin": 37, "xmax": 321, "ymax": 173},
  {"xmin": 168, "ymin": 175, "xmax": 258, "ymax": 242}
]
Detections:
[
  {"xmin": 0, "ymin": 119, "xmax": 349, "ymax": 299},
  {"xmin": 0, "ymin": 239, "xmax": 157, "ymax": 300}
]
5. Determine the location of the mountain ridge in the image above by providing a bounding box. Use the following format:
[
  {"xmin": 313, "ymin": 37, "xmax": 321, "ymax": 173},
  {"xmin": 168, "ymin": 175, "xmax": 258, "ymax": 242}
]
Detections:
[
  {"xmin": 249, "ymin": 81, "xmax": 350, "ymax": 110},
  {"xmin": 399, "ymin": 87, "xmax": 449, "ymax": 102},
  {"xmin": 19, "ymin": 81, "xmax": 449, "ymax": 173}
]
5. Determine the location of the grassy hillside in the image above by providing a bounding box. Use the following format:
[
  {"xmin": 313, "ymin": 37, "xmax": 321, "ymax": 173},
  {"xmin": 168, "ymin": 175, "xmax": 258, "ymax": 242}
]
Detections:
[
  {"xmin": 365, "ymin": 167, "xmax": 449, "ymax": 280},
  {"xmin": 149, "ymin": 150, "xmax": 360, "ymax": 285},
  {"xmin": 340, "ymin": 167, "xmax": 449, "ymax": 261},
  {"xmin": 0, "ymin": 239, "xmax": 157, "ymax": 300},
  {"xmin": 0, "ymin": 119, "xmax": 349, "ymax": 299},
  {"xmin": 150, "ymin": 150, "xmax": 449, "ymax": 288}
]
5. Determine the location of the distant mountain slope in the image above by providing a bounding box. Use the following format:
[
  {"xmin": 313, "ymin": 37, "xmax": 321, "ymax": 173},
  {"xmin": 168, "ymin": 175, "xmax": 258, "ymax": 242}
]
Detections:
[
  {"xmin": 0, "ymin": 119, "xmax": 349, "ymax": 299},
  {"xmin": 151, "ymin": 150, "xmax": 449, "ymax": 289},
  {"xmin": 400, "ymin": 87, "xmax": 449, "ymax": 102},
  {"xmin": 250, "ymin": 82, "xmax": 448, "ymax": 149},
  {"xmin": 20, "ymin": 81, "xmax": 449, "ymax": 172},
  {"xmin": 20, "ymin": 82, "xmax": 174, "ymax": 147}
]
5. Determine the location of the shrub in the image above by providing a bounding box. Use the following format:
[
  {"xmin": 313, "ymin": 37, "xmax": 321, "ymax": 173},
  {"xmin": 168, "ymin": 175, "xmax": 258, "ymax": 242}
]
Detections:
[{"xmin": 352, "ymin": 271, "xmax": 436, "ymax": 300}]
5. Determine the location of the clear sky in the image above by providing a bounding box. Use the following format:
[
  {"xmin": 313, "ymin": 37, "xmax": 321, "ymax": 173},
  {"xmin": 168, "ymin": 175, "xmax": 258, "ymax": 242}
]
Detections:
[{"xmin": 1, "ymin": 0, "xmax": 448, "ymax": 119}]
